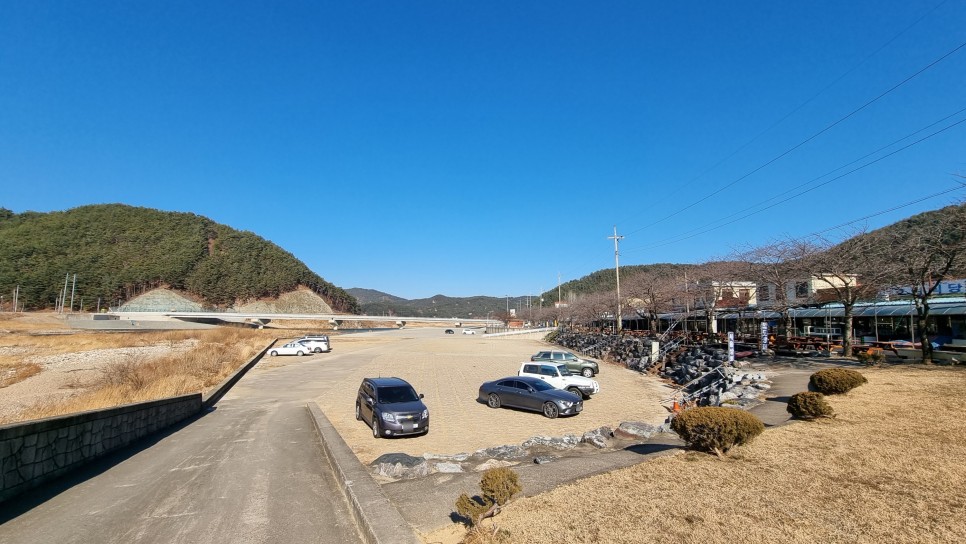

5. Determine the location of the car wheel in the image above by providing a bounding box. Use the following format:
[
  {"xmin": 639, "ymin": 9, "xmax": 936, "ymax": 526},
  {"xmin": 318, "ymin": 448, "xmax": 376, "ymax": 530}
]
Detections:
[
  {"xmin": 297, "ymin": 350, "xmax": 304, "ymax": 356},
  {"xmin": 314, "ymin": 347, "xmax": 322, "ymax": 353},
  {"xmin": 269, "ymin": 350, "xmax": 278, "ymax": 356},
  {"xmin": 567, "ymin": 387, "xmax": 582, "ymax": 398},
  {"xmin": 355, "ymin": 403, "xmax": 361, "ymax": 421},
  {"xmin": 581, "ymin": 368, "xmax": 594, "ymax": 378},
  {"xmin": 487, "ymin": 393, "xmax": 501, "ymax": 409},
  {"xmin": 372, "ymin": 417, "xmax": 381, "ymax": 438},
  {"xmin": 543, "ymin": 402, "xmax": 559, "ymax": 419}
]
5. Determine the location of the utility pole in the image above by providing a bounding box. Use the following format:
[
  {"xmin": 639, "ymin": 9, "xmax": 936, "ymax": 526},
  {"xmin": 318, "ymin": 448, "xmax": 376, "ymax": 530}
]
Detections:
[
  {"xmin": 608, "ymin": 226, "xmax": 624, "ymax": 334},
  {"xmin": 557, "ymin": 273, "xmax": 562, "ymax": 306},
  {"xmin": 69, "ymin": 274, "xmax": 76, "ymax": 313}
]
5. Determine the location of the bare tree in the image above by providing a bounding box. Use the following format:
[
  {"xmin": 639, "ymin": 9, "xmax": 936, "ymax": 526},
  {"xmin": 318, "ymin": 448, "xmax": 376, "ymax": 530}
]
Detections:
[
  {"xmin": 733, "ymin": 238, "xmax": 821, "ymax": 336},
  {"xmin": 876, "ymin": 202, "xmax": 966, "ymax": 362},
  {"xmin": 622, "ymin": 269, "xmax": 683, "ymax": 333},
  {"xmin": 807, "ymin": 228, "xmax": 888, "ymax": 357}
]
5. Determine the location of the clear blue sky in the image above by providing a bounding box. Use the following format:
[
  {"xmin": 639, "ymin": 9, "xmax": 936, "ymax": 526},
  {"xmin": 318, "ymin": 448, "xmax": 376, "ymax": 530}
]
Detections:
[{"xmin": 2, "ymin": 2, "xmax": 964, "ymax": 300}]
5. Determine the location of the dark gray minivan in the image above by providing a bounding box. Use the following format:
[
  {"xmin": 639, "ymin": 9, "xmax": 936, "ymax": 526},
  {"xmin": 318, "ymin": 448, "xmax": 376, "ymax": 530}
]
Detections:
[{"xmin": 355, "ymin": 377, "xmax": 429, "ymax": 438}]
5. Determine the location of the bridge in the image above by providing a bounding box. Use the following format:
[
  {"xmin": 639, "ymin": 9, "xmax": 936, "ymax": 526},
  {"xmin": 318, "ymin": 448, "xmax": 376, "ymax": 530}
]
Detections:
[{"xmin": 70, "ymin": 311, "xmax": 502, "ymax": 330}]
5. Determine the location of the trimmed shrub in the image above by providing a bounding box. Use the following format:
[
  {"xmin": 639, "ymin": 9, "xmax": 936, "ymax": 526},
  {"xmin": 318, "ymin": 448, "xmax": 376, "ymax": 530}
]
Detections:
[
  {"xmin": 787, "ymin": 391, "xmax": 834, "ymax": 419},
  {"xmin": 810, "ymin": 368, "xmax": 867, "ymax": 395},
  {"xmin": 670, "ymin": 406, "xmax": 764, "ymax": 454}
]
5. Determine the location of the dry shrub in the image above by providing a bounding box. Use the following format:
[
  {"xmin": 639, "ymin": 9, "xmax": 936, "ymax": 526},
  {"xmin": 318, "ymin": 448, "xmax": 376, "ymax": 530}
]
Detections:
[
  {"xmin": 456, "ymin": 467, "xmax": 522, "ymax": 529},
  {"xmin": 670, "ymin": 406, "xmax": 764, "ymax": 455},
  {"xmin": 0, "ymin": 361, "xmax": 42, "ymax": 388},
  {"xmin": 810, "ymin": 368, "xmax": 867, "ymax": 394},
  {"xmin": 787, "ymin": 391, "xmax": 834, "ymax": 419}
]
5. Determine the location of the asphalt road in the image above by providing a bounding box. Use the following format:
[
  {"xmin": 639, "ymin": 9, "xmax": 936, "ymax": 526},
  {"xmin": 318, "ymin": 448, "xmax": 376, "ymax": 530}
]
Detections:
[{"xmin": 0, "ymin": 336, "xmax": 390, "ymax": 544}]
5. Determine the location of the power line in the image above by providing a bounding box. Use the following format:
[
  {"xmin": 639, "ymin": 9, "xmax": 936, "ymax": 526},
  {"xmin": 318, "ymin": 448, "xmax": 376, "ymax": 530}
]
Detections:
[
  {"xmin": 618, "ymin": 0, "xmax": 950, "ymax": 230},
  {"xmin": 622, "ymin": 107, "xmax": 966, "ymax": 253},
  {"xmin": 626, "ymin": 37, "xmax": 966, "ymax": 237}
]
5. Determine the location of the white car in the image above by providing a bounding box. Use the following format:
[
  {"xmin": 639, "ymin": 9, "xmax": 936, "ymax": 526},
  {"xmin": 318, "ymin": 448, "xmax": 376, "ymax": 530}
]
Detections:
[
  {"xmin": 269, "ymin": 341, "xmax": 311, "ymax": 356},
  {"xmin": 518, "ymin": 362, "xmax": 600, "ymax": 398},
  {"xmin": 299, "ymin": 338, "xmax": 331, "ymax": 353},
  {"xmin": 462, "ymin": 329, "xmax": 477, "ymax": 335}
]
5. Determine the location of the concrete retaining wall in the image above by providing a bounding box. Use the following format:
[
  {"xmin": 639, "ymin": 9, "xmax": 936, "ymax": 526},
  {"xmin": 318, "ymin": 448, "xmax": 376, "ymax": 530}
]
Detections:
[
  {"xmin": 0, "ymin": 340, "xmax": 275, "ymax": 504},
  {"xmin": 0, "ymin": 394, "xmax": 201, "ymax": 503}
]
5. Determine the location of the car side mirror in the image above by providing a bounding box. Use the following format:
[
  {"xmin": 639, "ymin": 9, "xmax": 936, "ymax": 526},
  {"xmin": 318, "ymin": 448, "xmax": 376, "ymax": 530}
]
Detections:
[
  {"xmin": 419, "ymin": 393, "xmax": 424, "ymax": 399},
  {"xmin": 365, "ymin": 398, "xmax": 374, "ymax": 407}
]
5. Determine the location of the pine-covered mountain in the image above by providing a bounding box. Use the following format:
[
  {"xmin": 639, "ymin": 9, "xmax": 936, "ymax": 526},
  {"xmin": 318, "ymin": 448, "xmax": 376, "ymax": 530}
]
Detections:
[
  {"xmin": 0, "ymin": 204, "xmax": 360, "ymax": 313},
  {"xmin": 346, "ymin": 288, "xmax": 537, "ymax": 320}
]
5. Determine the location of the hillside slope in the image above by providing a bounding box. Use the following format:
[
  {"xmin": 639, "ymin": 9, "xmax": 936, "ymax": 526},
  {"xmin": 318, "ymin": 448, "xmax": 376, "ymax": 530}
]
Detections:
[{"xmin": 0, "ymin": 204, "xmax": 359, "ymax": 313}]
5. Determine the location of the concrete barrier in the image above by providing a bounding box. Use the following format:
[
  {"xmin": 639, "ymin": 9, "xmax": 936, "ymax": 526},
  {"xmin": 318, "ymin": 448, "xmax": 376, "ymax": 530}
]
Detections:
[
  {"xmin": 306, "ymin": 402, "xmax": 420, "ymax": 544},
  {"xmin": 0, "ymin": 394, "xmax": 201, "ymax": 503},
  {"xmin": 202, "ymin": 339, "xmax": 276, "ymax": 409}
]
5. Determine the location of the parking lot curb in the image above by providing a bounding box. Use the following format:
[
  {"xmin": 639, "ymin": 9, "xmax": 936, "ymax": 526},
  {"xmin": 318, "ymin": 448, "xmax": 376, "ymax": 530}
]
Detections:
[{"xmin": 306, "ymin": 402, "xmax": 421, "ymax": 544}]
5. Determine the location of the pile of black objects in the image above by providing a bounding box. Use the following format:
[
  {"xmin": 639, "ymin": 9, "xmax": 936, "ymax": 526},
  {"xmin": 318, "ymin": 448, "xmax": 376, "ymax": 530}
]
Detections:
[{"xmin": 553, "ymin": 331, "xmax": 660, "ymax": 370}]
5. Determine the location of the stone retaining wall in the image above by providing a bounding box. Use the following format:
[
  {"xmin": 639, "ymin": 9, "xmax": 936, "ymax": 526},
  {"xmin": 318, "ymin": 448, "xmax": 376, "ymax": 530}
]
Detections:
[{"xmin": 0, "ymin": 394, "xmax": 202, "ymax": 503}]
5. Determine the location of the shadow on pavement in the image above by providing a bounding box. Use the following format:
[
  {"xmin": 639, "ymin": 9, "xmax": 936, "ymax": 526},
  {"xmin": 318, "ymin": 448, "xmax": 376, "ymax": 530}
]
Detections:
[{"xmin": 0, "ymin": 408, "xmax": 212, "ymax": 525}]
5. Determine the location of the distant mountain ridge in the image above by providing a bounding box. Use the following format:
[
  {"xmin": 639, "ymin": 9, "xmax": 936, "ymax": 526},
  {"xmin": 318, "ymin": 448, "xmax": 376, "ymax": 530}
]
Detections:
[
  {"xmin": 0, "ymin": 204, "xmax": 360, "ymax": 313},
  {"xmin": 347, "ymin": 288, "xmax": 536, "ymax": 319}
]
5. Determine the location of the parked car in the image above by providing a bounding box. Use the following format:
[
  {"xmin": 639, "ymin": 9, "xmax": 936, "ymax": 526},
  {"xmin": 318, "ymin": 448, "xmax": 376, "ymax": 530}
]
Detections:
[
  {"xmin": 269, "ymin": 341, "xmax": 311, "ymax": 357},
  {"xmin": 298, "ymin": 338, "xmax": 331, "ymax": 353},
  {"xmin": 478, "ymin": 376, "xmax": 583, "ymax": 418},
  {"xmin": 462, "ymin": 329, "xmax": 477, "ymax": 335},
  {"xmin": 518, "ymin": 362, "xmax": 600, "ymax": 398},
  {"xmin": 530, "ymin": 350, "xmax": 599, "ymax": 377},
  {"xmin": 355, "ymin": 377, "xmax": 429, "ymax": 438},
  {"xmin": 444, "ymin": 329, "xmax": 455, "ymax": 334}
]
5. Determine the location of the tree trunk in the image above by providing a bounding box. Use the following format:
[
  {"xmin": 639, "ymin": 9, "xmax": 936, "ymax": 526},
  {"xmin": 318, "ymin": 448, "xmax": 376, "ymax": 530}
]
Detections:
[
  {"xmin": 917, "ymin": 312, "xmax": 933, "ymax": 364},
  {"xmin": 842, "ymin": 305, "xmax": 854, "ymax": 357}
]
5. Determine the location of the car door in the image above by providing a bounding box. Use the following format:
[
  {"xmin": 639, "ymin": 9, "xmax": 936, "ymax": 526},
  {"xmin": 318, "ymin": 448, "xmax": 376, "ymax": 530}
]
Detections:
[
  {"xmin": 539, "ymin": 365, "xmax": 563, "ymax": 388},
  {"xmin": 359, "ymin": 382, "xmax": 376, "ymax": 424},
  {"xmin": 497, "ymin": 379, "xmax": 524, "ymax": 407},
  {"xmin": 514, "ymin": 380, "xmax": 543, "ymax": 411}
]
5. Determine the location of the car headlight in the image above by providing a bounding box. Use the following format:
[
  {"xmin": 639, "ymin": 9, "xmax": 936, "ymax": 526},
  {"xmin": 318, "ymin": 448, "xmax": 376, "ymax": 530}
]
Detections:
[
  {"xmin": 380, "ymin": 412, "xmax": 397, "ymax": 423},
  {"xmin": 421, "ymin": 409, "xmax": 429, "ymax": 419},
  {"xmin": 557, "ymin": 400, "xmax": 573, "ymax": 409}
]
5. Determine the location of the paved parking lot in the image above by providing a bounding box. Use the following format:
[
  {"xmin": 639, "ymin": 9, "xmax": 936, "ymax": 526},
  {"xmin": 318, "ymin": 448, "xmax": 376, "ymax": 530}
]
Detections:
[{"xmin": 310, "ymin": 328, "xmax": 675, "ymax": 465}]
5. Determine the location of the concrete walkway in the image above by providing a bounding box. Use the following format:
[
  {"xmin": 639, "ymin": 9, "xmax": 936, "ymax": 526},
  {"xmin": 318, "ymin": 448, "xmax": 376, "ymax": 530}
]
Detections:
[
  {"xmin": 384, "ymin": 357, "xmax": 851, "ymax": 536},
  {"xmin": 0, "ymin": 354, "xmax": 368, "ymax": 544}
]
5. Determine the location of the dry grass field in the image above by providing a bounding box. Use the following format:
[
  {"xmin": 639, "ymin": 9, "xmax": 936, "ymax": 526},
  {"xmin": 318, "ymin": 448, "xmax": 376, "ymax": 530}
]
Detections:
[
  {"xmin": 0, "ymin": 314, "xmax": 280, "ymax": 423},
  {"xmin": 432, "ymin": 365, "xmax": 966, "ymax": 544}
]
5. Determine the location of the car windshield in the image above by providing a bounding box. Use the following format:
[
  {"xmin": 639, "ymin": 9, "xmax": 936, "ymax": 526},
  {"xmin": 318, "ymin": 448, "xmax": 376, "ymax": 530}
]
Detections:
[
  {"xmin": 378, "ymin": 385, "xmax": 419, "ymax": 404},
  {"xmin": 558, "ymin": 367, "xmax": 573, "ymax": 376},
  {"xmin": 531, "ymin": 380, "xmax": 555, "ymax": 392}
]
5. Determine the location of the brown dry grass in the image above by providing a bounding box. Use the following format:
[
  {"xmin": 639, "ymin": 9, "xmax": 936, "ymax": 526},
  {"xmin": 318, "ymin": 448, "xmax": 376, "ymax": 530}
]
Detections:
[
  {"xmin": 0, "ymin": 315, "xmax": 277, "ymax": 423},
  {"xmin": 435, "ymin": 366, "xmax": 966, "ymax": 544}
]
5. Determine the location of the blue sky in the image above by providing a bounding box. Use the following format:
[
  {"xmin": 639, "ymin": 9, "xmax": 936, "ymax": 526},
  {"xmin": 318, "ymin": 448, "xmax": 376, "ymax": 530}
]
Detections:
[{"xmin": 2, "ymin": 2, "xmax": 964, "ymax": 300}]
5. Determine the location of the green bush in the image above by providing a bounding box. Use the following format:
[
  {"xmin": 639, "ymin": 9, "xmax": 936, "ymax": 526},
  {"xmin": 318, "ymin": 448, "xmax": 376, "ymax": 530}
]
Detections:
[
  {"xmin": 670, "ymin": 406, "xmax": 764, "ymax": 454},
  {"xmin": 786, "ymin": 391, "xmax": 834, "ymax": 419},
  {"xmin": 810, "ymin": 368, "xmax": 867, "ymax": 395},
  {"xmin": 455, "ymin": 467, "xmax": 522, "ymax": 527}
]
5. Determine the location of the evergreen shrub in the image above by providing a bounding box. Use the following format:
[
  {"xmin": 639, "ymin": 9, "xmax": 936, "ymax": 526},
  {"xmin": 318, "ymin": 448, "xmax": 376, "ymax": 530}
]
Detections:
[
  {"xmin": 810, "ymin": 368, "xmax": 867, "ymax": 394},
  {"xmin": 670, "ymin": 406, "xmax": 764, "ymax": 454},
  {"xmin": 787, "ymin": 391, "xmax": 834, "ymax": 419}
]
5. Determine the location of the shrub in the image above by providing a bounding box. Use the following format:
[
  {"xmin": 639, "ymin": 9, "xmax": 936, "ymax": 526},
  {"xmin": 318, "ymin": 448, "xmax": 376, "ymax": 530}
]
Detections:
[
  {"xmin": 810, "ymin": 368, "xmax": 867, "ymax": 395},
  {"xmin": 670, "ymin": 406, "xmax": 764, "ymax": 455},
  {"xmin": 455, "ymin": 467, "xmax": 522, "ymax": 528},
  {"xmin": 787, "ymin": 391, "xmax": 834, "ymax": 419}
]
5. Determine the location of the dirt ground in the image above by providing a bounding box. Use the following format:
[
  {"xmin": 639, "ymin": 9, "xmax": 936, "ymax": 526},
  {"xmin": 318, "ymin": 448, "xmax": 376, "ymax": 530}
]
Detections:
[{"xmin": 312, "ymin": 330, "xmax": 676, "ymax": 465}]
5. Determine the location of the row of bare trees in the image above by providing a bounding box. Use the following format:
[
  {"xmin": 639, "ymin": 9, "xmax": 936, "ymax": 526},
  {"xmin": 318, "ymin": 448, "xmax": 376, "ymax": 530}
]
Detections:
[{"xmin": 532, "ymin": 203, "xmax": 966, "ymax": 363}]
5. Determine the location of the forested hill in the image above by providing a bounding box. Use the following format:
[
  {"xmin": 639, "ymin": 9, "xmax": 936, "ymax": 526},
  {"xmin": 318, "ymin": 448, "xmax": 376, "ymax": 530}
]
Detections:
[{"xmin": 0, "ymin": 204, "xmax": 360, "ymax": 313}]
